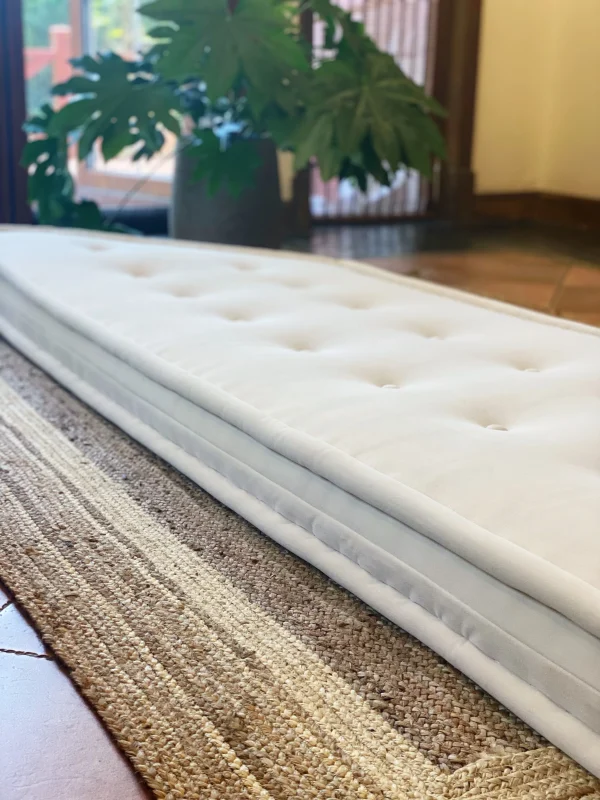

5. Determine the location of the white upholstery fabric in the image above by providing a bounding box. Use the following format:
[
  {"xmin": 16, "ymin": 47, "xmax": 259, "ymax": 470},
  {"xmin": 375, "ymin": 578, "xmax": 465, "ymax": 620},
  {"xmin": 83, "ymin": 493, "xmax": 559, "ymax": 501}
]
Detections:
[{"xmin": 1, "ymin": 227, "xmax": 600, "ymax": 776}]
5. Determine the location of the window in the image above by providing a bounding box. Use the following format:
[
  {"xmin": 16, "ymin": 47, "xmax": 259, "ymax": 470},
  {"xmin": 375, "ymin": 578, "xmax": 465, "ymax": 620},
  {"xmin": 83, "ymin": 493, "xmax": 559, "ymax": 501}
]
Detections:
[{"xmin": 22, "ymin": 0, "xmax": 172, "ymax": 211}]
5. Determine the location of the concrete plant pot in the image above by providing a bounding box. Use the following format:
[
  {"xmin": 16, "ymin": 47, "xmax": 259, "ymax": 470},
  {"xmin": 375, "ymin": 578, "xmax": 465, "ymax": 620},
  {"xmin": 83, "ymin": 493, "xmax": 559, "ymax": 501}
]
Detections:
[{"xmin": 170, "ymin": 138, "xmax": 283, "ymax": 248}]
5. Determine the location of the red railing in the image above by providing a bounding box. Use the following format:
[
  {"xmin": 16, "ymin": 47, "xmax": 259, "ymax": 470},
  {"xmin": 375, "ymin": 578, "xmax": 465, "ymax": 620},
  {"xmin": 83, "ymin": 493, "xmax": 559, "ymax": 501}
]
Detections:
[{"xmin": 24, "ymin": 24, "xmax": 72, "ymax": 90}]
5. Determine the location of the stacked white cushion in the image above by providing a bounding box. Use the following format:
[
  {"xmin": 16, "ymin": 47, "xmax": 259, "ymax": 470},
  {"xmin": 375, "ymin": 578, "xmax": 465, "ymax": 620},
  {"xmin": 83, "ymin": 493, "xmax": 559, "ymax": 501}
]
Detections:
[{"xmin": 1, "ymin": 227, "xmax": 599, "ymax": 776}]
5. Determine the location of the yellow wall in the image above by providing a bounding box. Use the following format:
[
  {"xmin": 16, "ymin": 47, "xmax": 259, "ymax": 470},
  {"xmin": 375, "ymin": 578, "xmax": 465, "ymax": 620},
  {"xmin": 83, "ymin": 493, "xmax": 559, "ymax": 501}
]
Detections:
[
  {"xmin": 472, "ymin": 0, "xmax": 550, "ymax": 193},
  {"xmin": 473, "ymin": 0, "xmax": 600, "ymax": 199},
  {"xmin": 539, "ymin": 0, "xmax": 600, "ymax": 198}
]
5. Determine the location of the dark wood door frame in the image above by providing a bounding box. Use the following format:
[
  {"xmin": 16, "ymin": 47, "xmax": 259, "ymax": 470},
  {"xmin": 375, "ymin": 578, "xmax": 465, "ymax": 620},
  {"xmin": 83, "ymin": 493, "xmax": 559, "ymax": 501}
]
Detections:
[
  {"xmin": 431, "ymin": 0, "xmax": 483, "ymax": 222},
  {"xmin": 0, "ymin": 0, "xmax": 31, "ymax": 224}
]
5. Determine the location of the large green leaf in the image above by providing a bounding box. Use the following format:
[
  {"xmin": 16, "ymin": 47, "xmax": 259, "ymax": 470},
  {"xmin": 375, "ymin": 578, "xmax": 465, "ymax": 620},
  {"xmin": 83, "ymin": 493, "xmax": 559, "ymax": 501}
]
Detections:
[
  {"xmin": 21, "ymin": 103, "xmax": 136, "ymax": 231},
  {"xmin": 288, "ymin": 0, "xmax": 446, "ymax": 186},
  {"xmin": 20, "ymin": 135, "xmax": 58, "ymax": 169},
  {"xmin": 339, "ymin": 157, "xmax": 368, "ymax": 192},
  {"xmin": 50, "ymin": 52, "xmax": 181, "ymax": 161},
  {"xmin": 295, "ymin": 49, "xmax": 445, "ymax": 182},
  {"xmin": 294, "ymin": 113, "xmax": 333, "ymax": 170},
  {"xmin": 358, "ymin": 134, "xmax": 390, "ymax": 187},
  {"xmin": 47, "ymin": 98, "xmax": 97, "ymax": 136},
  {"xmin": 140, "ymin": 0, "xmax": 308, "ymax": 100}
]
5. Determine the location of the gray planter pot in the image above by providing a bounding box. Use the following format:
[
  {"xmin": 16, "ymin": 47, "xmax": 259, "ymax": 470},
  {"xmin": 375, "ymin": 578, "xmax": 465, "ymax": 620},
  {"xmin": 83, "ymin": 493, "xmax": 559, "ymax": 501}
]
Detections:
[{"xmin": 170, "ymin": 138, "xmax": 283, "ymax": 248}]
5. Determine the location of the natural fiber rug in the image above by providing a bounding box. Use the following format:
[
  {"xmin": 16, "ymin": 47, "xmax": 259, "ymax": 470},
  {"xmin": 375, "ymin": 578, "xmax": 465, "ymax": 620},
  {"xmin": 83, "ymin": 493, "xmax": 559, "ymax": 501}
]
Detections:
[{"xmin": 1, "ymin": 340, "xmax": 599, "ymax": 800}]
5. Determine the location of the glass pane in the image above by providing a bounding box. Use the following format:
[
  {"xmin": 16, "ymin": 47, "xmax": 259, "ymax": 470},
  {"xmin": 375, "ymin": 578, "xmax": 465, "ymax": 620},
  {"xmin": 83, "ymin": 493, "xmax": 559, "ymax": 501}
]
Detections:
[
  {"xmin": 22, "ymin": 0, "xmax": 83, "ymax": 215},
  {"xmin": 82, "ymin": 0, "xmax": 175, "ymax": 207},
  {"xmin": 22, "ymin": 0, "xmax": 71, "ymax": 117},
  {"xmin": 21, "ymin": 0, "xmax": 172, "ymax": 212},
  {"xmin": 87, "ymin": 0, "xmax": 142, "ymax": 55}
]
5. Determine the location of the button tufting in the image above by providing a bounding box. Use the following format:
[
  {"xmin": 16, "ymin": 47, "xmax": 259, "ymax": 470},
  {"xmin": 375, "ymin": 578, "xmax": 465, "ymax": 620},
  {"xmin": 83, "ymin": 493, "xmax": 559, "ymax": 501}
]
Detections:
[
  {"xmin": 126, "ymin": 265, "xmax": 152, "ymax": 278},
  {"xmin": 486, "ymin": 424, "xmax": 508, "ymax": 432},
  {"xmin": 222, "ymin": 311, "xmax": 252, "ymax": 322},
  {"xmin": 381, "ymin": 384, "xmax": 399, "ymax": 390},
  {"xmin": 280, "ymin": 278, "xmax": 308, "ymax": 289},
  {"xmin": 79, "ymin": 241, "xmax": 109, "ymax": 252},
  {"xmin": 288, "ymin": 343, "xmax": 312, "ymax": 352},
  {"xmin": 523, "ymin": 367, "xmax": 540, "ymax": 373},
  {"xmin": 336, "ymin": 296, "xmax": 373, "ymax": 310},
  {"xmin": 166, "ymin": 286, "xmax": 199, "ymax": 298}
]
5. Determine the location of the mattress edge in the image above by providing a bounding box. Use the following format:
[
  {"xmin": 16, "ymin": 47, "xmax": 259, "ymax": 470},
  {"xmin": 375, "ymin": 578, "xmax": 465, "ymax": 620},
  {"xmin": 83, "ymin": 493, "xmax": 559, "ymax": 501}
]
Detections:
[
  {"xmin": 1, "ymin": 320, "xmax": 599, "ymax": 780},
  {"xmin": 2, "ymin": 236, "xmax": 600, "ymax": 639},
  {"xmin": 5, "ymin": 299, "xmax": 600, "ymax": 714}
]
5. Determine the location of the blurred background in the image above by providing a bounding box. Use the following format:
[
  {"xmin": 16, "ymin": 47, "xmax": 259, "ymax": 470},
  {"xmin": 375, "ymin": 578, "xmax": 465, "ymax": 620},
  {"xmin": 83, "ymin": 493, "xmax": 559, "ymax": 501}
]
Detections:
[{"xmin": 1, "ymin": 0, "xmax": 599, "ymax": 322}]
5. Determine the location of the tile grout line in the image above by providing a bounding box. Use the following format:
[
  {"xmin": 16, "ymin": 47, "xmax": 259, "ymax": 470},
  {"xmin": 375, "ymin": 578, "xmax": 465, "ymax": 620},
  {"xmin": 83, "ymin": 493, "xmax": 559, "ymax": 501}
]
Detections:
[
  {"xmin": 0, "ymin": 593, "xmax": 52, "ymax": 659},
  {"xmin": 548, "ymin": 264, "xmax": 573, "ymax": 316},
  {"xmin": 0, "ymin": 599, "xmax": 13, "ymax": 614},
  {"xmin": 0, "ymin": 646, "xmax": 53, "ymax": 660}
]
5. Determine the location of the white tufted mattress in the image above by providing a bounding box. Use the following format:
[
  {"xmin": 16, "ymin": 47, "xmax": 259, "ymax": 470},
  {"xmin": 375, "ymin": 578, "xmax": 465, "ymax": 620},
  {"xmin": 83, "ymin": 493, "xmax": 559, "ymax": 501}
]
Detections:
[{"xmin": 1, "ymin": 227, "xmax": 600, "ymax": 775}]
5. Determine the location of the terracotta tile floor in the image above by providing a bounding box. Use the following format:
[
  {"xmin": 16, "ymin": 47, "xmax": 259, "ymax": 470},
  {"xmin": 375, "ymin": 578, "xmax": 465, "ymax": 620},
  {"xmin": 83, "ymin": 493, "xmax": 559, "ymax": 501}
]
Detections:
[
  {"xmin": 0, "ymin": 584, "xmax": 150, "ymax": 800},
  {"xmin": 1, "ymin": 244, "xmax": 599, "ymax": 800},
  {"xmin": 365, "ymin": 249, "xmax": 600, "ymax": 326}
]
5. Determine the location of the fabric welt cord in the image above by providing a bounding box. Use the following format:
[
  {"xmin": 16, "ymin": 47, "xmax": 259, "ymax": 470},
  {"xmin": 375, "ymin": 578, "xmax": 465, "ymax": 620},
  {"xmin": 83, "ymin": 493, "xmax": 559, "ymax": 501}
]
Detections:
[{"xmin": 1, "ymin": 342, "xmax": 599, "ymax": 800}]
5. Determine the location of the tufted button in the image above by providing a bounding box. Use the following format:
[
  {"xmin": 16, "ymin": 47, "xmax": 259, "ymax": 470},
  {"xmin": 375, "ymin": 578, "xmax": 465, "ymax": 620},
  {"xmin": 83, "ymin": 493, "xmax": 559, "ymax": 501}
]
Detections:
[
  {"xmin": 222, "ymin": 310, "xmax": 253, "ymax": 322},
  {"xmin": 523, "ymin": 367, "xmax": 540, "ymax": 373},
  {"xmin": 337, "ymin": 297, "xmax": 372, "ymax": 310},
  {"xmin": 486, "ymin": 424, "xmax": 508, "ymax": 432},
  {"xmin": 279, "ymin": 278, "xmax": 308, "ymax": 289},
  {"xmin": 288, "ymin": 343, "xmax": 313, "ymax": 352},
  {"xmin": 166, "ymin": 286, "xmax": 199, "ymax": 298},
  {"xmin": 381, "ymin": 384, "xmax": 399, "ymax": 390},
  {"xmin": 126, "ymin": 265, "xmax": 152, "ymax": 278},
  {"xmin": 79, "ymin": 241, "xmax": 109, "ymax": 252}
]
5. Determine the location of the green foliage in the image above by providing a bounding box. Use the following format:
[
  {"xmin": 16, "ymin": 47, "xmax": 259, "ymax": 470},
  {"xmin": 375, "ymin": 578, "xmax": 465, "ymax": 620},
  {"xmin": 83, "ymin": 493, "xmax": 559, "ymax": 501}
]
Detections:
[
  {"xmin": 22, "ymin": 104, "xmax": 128, "ymax": 230},
  {"xmin": 22, "ymin": 105, "xmax": 73, "ymax": 221},
  {"xmin": 22, "ymin": 0, "xmax": 140, "ymax": 114},
  {"xmin": 293, "ymin": 51, "xmax": 445, "ymax": 185},
  {"xmin": 23, "ymin": 0, "xmax": 446, "ymax": 231},
  {"xmin": 50, "ymin": 52, "xmax": 181, "ymax": 160},
  {"xmin": 141, "ymin": 0, "xmax": 308, "ymax": 100},
  {"xmin": 185, "ymin": 130, "xmax": 263, "ymax": 196},
  {"xmin": 291, "ymin": 0, "xmax": 445, "ymax": 188}
]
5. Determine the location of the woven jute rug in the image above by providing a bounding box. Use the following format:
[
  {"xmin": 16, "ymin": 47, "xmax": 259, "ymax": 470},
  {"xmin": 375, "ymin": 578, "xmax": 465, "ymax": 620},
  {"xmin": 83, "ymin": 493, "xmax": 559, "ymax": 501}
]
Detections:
[{"xmin": 1, "ymin": 340, "xmax": 598, "ymax": 800}]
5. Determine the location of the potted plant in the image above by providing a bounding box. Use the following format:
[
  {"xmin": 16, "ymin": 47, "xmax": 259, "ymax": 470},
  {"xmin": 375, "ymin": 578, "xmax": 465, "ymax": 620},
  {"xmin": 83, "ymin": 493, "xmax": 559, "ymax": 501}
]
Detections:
[{"xmin": 22, "ymin": 0, "xmax": 445, "ymax": 247}]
